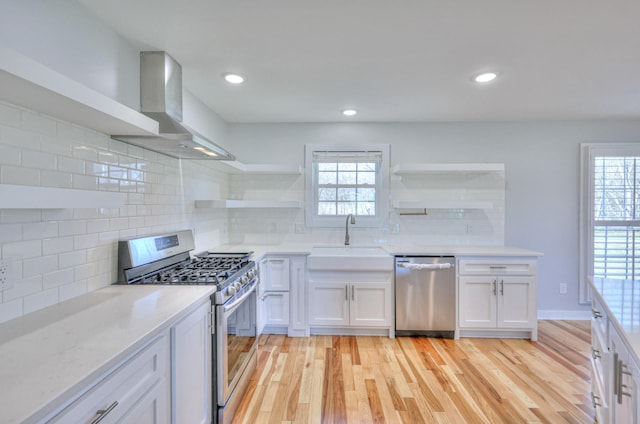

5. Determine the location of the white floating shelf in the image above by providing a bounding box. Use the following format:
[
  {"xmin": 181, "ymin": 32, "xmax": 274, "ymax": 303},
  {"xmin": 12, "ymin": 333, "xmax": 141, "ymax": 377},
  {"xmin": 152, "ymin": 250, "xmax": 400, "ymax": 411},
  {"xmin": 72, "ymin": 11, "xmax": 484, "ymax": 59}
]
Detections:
[
  {"xmin": 195, "ymin": 200, "xmax": 303, "ymax": 209},
  {"xmin": 392, "ymin": 163, "xmax": 505, "ymax": 175},
  {"xmin": 393, "ymin": 200, "xmax": 494, "ymax": 210},
  {"xmin": 0, "ymin": 184, "xmax": 126, "ymax": 209},
  {"xmin": 217, "ymin": 161, "xmax": 303, "ymax": 174},
  {"xmin": 0, "ymin": 45, "xmax": 159, "ymax": 136}
]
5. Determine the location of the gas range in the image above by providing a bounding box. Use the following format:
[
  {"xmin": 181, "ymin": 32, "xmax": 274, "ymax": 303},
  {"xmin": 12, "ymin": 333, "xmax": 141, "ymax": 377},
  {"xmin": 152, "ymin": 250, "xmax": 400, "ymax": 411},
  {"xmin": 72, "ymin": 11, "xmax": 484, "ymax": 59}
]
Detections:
[{"xmin": 116, "ymin": 230, "xmax": 256, "ymax": 304}]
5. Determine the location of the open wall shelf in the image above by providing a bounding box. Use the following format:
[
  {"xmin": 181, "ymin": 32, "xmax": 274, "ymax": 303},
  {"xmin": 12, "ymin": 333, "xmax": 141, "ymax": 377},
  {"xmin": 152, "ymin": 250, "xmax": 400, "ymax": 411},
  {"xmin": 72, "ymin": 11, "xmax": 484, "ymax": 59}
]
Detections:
[
  {"xmin": 391, "ymin": 163, "xmax": 504, "ymax": 175},
  {"xmin": 195, "ymin": 200, "xmax": 303, "ymax": 209},
  {"xmin": 0, "ymin": 184, "xmax": 126, "ymax": 209}
]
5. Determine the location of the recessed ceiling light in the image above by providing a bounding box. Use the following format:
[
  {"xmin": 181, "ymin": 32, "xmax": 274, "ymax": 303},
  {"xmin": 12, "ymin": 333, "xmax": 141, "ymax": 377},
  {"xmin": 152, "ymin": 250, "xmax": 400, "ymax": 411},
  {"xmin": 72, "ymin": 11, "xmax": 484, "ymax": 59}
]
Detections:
[
  {"xmin": 342, "ymin": 109, "xmax": 357, "ymax": 116},
  {"xmin": 223, "ymin": 73, "xmax": 245, "ymax": 84},
  {"xmin": 473, "ymin": 72, "xmax": 498, "ymax": 83}
]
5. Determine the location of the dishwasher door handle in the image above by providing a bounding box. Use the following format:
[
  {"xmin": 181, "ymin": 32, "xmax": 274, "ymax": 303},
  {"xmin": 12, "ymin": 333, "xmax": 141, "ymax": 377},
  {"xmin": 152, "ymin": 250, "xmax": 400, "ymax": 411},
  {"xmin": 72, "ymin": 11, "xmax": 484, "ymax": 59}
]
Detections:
[{"xmin": 396, "ymin": 262, "xmax": 454, "ymax": 271}]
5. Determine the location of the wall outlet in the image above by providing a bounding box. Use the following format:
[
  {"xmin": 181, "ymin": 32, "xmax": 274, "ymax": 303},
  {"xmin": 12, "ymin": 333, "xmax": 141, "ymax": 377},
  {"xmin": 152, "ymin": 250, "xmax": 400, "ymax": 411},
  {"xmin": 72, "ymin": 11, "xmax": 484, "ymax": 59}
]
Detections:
[
  {"xmin": 0, "ymin": 259, "xmax": 14, "ymax": 291},
  {"xmin": 559, "ymin": 283, "xmax": 567, "ymax": 295}
]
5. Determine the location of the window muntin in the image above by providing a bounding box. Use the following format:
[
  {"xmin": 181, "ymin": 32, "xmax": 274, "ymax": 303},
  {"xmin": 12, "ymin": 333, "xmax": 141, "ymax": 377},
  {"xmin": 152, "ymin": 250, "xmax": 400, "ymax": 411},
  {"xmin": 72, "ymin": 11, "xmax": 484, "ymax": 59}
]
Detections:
[{"xmin": 317, "ymin": 162, "xmax": 377, "ymax": 216}]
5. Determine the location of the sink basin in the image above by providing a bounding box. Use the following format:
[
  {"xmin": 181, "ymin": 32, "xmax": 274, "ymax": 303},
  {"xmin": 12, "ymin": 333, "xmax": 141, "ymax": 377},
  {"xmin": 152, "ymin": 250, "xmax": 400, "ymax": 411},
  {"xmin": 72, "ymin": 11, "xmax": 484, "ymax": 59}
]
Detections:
[{"xmin": 307, "ymin": 246, "xmax": 393, "ymax": 271}]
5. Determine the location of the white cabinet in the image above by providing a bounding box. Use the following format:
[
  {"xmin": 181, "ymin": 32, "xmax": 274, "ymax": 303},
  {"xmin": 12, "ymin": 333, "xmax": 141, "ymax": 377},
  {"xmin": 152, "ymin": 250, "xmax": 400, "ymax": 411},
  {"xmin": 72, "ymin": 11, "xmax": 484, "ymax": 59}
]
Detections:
[
  {"xmin": 49, "ymin": 334, "xmax": 170, "ymax": 424},
  {"xmin": 308, "ymin": 271, "xmax": 393, "ymax": 337},
  {"xmin": 171, "ymin": 300, "xmax": 212, "ymax": 424},
  {"xmin": 590, "ymin": 297, "xmax": 609, "ymax": 423},
  {"xmin": 257, "ymin": 255, "xmax": 307, "ymax": 336},
  {"xmin": 458, "ymin": 258, "xmax": 538, "ymax": 340}
]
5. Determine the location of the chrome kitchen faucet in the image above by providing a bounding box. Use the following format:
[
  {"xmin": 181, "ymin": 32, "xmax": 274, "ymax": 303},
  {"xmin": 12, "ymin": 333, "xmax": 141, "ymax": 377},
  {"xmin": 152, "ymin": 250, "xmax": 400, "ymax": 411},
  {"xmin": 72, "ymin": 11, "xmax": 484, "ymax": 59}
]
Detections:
[{"xmin": 344, "ymin": 214, "xmax": 356, "ymax": 245}]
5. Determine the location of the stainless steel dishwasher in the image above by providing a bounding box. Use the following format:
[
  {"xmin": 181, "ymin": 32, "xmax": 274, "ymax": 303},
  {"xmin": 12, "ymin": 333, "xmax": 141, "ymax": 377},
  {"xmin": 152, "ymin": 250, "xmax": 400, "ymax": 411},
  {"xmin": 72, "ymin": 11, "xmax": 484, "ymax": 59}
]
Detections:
[{"xmin": 395, "ymin": 256, "xmax": 456, "ymax": 338}]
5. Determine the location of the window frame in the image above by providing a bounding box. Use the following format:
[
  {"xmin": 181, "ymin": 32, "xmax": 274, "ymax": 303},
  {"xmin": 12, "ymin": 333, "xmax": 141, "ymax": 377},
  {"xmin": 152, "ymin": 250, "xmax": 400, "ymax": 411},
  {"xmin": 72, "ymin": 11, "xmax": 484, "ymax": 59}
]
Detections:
[
  {"xmin": 580, "ymin": 142, "xmax": 640, "ymax": 303},
  {"xmin": 304, "ymin": 144, "xmax": 390, "ymax": 228}
]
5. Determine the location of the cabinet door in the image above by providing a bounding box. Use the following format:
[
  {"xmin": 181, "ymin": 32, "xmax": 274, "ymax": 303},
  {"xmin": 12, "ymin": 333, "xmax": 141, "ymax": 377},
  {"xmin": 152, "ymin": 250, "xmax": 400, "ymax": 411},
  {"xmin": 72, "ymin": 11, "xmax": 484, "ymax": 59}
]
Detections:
[
  {"xmin": 497, "ymin": 276, "xmax": 536, "ymax": 328},
  {"xmin": 350, "ymin": 283, "xmax": 392, "ymax": 327},
  {"xmin": 459, "ymin": 276, "xmax": 497, "ymax": 328},
  {"xmin": 263, "ymin": 292, "xmax": 290, "ymax": 326},
  {"xmin": 308, "ymin": 282, "xmax": 349, "ymax": 326},
  {"xmin": 171, "ymin": 301, "xmax": 212, "ymax": 424},
  {"xmin": 289, "ymin": 256, "xmax": 307, "ymax": 334},
  {"xmin": 261, "ymin": 258, "xmax": 290, "ymax": 291},
  {"xmin": 118, "ymin": 378, "xmax": 168, "ymax": 424},
  {"xmin": 610, "ymin": 329, "xmax": 636, "ymax": 424}
]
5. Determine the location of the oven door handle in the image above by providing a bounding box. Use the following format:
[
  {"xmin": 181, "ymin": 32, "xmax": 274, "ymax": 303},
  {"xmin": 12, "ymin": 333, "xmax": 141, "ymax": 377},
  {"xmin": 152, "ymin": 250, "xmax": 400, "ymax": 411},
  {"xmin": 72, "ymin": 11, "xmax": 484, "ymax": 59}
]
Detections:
[{"xmin": 223, "ymin": 282, "xmax": 257, "ymax": 314}]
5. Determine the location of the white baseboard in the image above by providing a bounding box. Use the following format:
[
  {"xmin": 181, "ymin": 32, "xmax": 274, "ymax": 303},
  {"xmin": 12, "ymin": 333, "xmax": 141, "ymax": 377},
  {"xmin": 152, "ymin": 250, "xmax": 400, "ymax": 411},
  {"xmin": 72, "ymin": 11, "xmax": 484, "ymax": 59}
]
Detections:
[{"xmin": 537, "ymin": 310, "xmax": 591, "ymax": 320}]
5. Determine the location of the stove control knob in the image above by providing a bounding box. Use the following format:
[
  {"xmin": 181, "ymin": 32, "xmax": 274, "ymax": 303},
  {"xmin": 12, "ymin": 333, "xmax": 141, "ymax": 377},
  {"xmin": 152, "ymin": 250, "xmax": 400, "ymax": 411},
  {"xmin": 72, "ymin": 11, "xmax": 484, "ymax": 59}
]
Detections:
[
  {"xmin": 234, "ymin": 281, "xmax": 242, "ymax": 290},
  {"xmin": 226, "ymin": 286, "xmax": 237, "ymax": 296},
  {"xmin": 247, "ymin": 271, "xmax": 254, "ymax": 280},
  {"xmin": 241, "ymin": 276, "xmax": 248, "ymax": 285}
]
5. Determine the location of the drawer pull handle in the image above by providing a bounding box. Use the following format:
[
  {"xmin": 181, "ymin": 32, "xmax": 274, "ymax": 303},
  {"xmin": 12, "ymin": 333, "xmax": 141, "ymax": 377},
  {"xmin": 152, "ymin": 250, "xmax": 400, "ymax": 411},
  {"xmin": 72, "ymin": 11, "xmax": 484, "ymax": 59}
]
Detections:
[
  {"xmin": 489, "ymin": 266, "xmax": 508, "ymax": 270},
  {"xmin": 91, "ymin": 401, "xmax": 118, "ymax": 424},
  {"xmin": 591, "ymin": 346, "xmax": 601, "ymax": 359},
  {"xmin": 592, "ymin": 309, "xmax": 603, "ymax": 319}
]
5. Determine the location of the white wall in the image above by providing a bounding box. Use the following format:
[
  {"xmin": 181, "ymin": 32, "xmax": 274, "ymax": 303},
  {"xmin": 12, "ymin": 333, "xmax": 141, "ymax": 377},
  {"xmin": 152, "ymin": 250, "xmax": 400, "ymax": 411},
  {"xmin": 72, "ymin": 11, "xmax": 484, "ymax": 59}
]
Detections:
[
  {"xmin": 0, "ymin": 100, "xmax": 229, "ymax": 323},
  {"xmin": 225, "ymin": 122, "xmax": 640, "ymax": 315}
]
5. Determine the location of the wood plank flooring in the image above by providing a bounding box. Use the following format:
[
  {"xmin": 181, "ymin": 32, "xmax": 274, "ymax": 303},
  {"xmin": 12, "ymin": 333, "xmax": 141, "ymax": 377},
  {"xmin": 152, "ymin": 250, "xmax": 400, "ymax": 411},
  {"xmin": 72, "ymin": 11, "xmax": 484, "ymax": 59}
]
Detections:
[{"xmin": 233, "ymin": 321, "xmax": 593, "ymax": 423}]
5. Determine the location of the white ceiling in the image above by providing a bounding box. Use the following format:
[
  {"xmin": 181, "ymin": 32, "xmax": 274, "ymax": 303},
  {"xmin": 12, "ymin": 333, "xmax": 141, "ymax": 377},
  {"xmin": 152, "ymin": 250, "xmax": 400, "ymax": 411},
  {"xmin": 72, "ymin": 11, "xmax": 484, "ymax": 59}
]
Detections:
[{"xmin": 77, "ymin": 0, "xmax": 640, "ymax": 124}]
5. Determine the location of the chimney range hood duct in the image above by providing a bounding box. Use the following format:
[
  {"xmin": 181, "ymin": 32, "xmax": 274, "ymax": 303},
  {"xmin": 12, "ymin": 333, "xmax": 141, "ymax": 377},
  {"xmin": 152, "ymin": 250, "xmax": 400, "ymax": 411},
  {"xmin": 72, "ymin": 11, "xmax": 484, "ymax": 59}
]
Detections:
[{"xmin": 112, "ymin": 51, "xmax": 235, "ymax": 160}]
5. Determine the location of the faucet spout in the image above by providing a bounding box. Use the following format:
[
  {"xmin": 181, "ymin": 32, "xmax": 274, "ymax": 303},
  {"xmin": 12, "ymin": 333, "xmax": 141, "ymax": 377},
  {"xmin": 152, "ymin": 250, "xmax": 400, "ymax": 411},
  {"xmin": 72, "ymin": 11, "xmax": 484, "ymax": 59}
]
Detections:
[{"xmin": 344, "ymin": 214, "xmax": 356, "ymax": 245}]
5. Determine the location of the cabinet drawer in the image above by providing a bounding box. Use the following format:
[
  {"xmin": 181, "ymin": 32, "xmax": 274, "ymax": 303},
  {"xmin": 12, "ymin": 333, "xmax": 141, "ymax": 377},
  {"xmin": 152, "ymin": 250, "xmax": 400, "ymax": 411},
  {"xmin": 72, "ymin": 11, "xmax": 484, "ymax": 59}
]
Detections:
[
  {"xmin": 50, "ymin": 334, "xmax": 169, "ymax": 424},
  {"xmin": 458, "ymin": 258, "xmax": 537, "ymax": 276}
]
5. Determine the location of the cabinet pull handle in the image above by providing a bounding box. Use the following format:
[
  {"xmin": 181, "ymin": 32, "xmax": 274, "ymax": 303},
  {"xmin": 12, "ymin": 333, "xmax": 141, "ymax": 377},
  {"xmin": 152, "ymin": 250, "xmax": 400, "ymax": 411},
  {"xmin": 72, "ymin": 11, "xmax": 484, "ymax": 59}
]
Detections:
[
  {"xmin": 489, "ymin": 266, "xmax": 507, "ymax": 270},
  {"xmin": 591, "ymin": 392, "xmax": 601, "ymax": 408},
  {"xmin": 492, "ymin": 280, "xmax": 497, "ymax": 296},
  {"xmin": 500, "ymin": 280, "xmax": 504, "ymax": 296},
  {"xmin": 616, "ymin": 356, "xmax": 633, "ymax": 403},
  {"xmin": 352, "ymin": 284, "xmax": 355, "ymax": 301},
  {"xmin": 91, "ymin": 401, "xmax": 118, "ymax": 424},
  {"xmin": 591, "ymin": 346, "xmax": 601, "ymax": 359},
  {"xmin": 345, "ymin": 285, "xmax": 349, "ymax": 301},
  {"xmin": 592, "ymin": 309, "xmax": 603, "ymax": 319}
]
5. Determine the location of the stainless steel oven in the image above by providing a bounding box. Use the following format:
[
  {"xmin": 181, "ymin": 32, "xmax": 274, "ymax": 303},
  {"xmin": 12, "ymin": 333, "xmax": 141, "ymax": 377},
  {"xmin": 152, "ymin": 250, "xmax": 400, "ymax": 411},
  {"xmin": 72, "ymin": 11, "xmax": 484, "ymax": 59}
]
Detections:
[
  {"xmin": 116, "ymin": 231, "xmax": 258, "ymax": 424},
  {"xmin": 214, "ymin": 275, "xmax": 258, "ymax": 424}
]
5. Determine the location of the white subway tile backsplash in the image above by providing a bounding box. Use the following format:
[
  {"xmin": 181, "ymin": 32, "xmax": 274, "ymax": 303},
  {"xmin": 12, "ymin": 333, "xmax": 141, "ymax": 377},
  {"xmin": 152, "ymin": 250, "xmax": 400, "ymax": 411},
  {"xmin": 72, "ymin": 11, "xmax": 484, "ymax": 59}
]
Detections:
[
  {"xmin": 43, "ymin": 268, "xmax": 74, "ymax": 289},
  {"xmin": 0, "ymin": 101, "xmax": 229, "ymax": 321},
  {"xmin": 1, "ymin": 165, "xmax": 40, "ymax": 185},
  {"xmin": 2, "ymin": 126, "xmax": 41, "ymax": 150},
  {"xmin": 21, "ymin": 112, "xmax": 57, "ymax": 136},
  {"xmin": 42, "ymin": 237, "xmax": 74, "ymax": 255},
  {"xmin": 0, "ymin": 224, "xmax": 22, "ymax": 243},
  {"xmin": 59, "ymin": 220, "xmax": 87, "ymax": 236},
  {"xmin": 22, "ymin": 150, "xmax": 57, "ymax": 170},
  {"xmin": 86, "ymin": 219, "xmax": 110, "ymax": 234},
  {"xmin": 59, "ymin": 250, "xmax": 86, "ymax": 269},
  {"xmin": 56, "ymin": 122, "xmax": 85, "ymax": 142},
  {"xmin": 58, "ymin": 280, "xmax": 88, "ymax": 302},
  {"xmin": 3, "ymin": 240, "xmax": 42, "ymax": 259},
  {"xmin": 0, "ymin": 299, "xmax": 23, "ymax": 324},
  {"xmin": 72, "ymin": 174, "xmax": 98, "ymax": 190},
  {"xmin": 0, "ymin": 145, "xmax": 21, "ymax": 165},
  {"xmin": 0, "ymin": 101, "xmax": 21, "ymax": 127},
  {"xmin": 23, "ymin": 255, "xmax": 58, "ymax": 278},
  {"xmin": 57, "ymin": 156, "xmax": 85, "ymax": 174},
  {"xmin": 23, "ymin": 288, "xmax": 59, "ymax": 314},
  {"xmin": 3, "ymin": 275, "xmax": 42, "ymax": 302},
  {"xmin": 23, "ymin": 222, "xmax": 58, "ymax": 240},
  {"xmin": 73, "ymin": 233, "xmax": 99, "ymax": 250},
  {"xmin": 40, "ymin": 170, "xmax": 73, "ymax": 189}
]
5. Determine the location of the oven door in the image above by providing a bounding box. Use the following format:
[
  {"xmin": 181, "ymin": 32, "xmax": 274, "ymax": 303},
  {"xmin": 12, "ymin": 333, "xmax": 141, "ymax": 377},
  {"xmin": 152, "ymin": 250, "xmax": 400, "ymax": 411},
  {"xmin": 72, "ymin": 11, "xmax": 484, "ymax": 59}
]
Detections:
[{"xmin": 216, "ymin": 282, "xmax": 258, "ymax": 407}]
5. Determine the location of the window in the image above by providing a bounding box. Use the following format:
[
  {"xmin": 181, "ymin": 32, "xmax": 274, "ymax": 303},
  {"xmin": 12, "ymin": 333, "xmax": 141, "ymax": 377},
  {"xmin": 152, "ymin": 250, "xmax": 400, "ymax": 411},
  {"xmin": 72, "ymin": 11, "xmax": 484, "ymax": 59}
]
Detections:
[
  {"xmin": 305, "ymin": 144, "xmax": 389, "ymax": 227},
  {"xmin": 580, "ymin": 143, "xmax": 640, "ymax": 302}
]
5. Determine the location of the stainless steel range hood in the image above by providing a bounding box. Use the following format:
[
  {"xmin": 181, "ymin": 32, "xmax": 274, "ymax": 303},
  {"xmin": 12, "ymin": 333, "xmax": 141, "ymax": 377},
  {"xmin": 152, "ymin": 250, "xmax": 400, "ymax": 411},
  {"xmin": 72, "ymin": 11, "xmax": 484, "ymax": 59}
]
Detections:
[{"xmin": 112, "ymin": 51, "xmax": 235, "ymax": 160}]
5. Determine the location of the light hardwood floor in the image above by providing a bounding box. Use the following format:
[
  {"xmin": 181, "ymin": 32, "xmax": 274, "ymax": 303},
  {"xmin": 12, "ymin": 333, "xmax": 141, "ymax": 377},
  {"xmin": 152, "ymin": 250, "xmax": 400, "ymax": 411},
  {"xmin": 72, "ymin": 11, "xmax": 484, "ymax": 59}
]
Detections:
[{"xmin": 233, "ymin": 321, "xmax": 593, "ymax": 423}]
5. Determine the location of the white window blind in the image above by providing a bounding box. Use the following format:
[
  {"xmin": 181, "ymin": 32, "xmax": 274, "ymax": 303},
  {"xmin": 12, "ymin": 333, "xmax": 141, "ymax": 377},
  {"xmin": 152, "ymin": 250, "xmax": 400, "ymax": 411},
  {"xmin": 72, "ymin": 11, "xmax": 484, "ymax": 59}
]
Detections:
[{"xmin": 580, "ymin": 143, "xmax": 640, "ymax": 303}]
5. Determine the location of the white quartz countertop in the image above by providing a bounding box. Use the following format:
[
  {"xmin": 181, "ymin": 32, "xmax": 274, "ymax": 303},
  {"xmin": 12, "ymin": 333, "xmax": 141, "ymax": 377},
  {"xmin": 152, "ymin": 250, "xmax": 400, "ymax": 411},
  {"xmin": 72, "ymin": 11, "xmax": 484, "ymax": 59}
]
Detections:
[
  {"xmin": 208, "ymin": 242, "xmax": 543, "ymax": 260},
  {"xmin": 0, "ymin": 285, "xmax": 215, "ymax": 424},
  {"xmin": 590, "ymin": 277, "xmax": 640, "ymax": 366}
]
